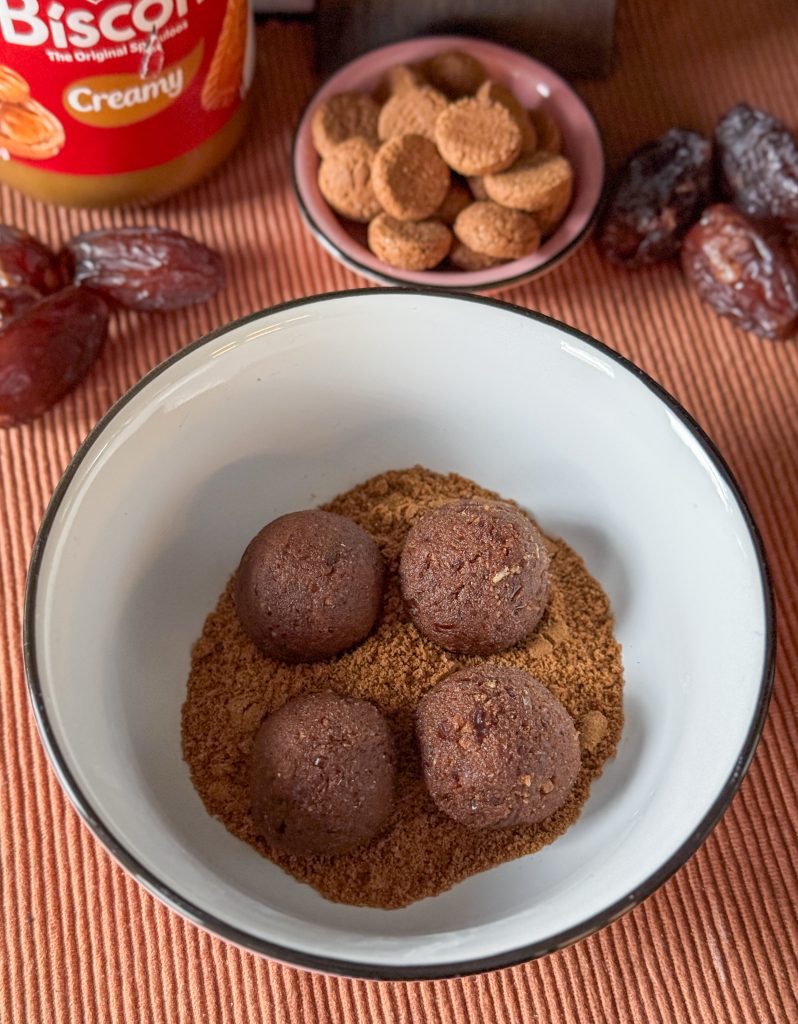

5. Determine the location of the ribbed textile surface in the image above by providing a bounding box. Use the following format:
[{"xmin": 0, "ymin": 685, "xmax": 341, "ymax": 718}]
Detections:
[{"xmin": 2, "ymin": 5, "xmax": 798, "ymax": 1022}]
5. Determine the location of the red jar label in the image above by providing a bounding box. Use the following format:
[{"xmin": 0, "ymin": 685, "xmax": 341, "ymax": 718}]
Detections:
[{"xmin": 0, "ymin": 0, "xmax": 252, "ymax": 175}]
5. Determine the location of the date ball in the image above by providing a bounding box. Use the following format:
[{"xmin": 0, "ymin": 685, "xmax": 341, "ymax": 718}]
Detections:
[
  {"xmin": 234, "ymin": 510, "xmax": 384, "ymax": 662},
  {"xmin": 399, "ymin": 500, "xmax": 550, "ymax": 655},
  {"xmin": 250, "ymin": 692, "xmax": 396, "ymax": 855},
  {"xmin": 416, "ymin": 665, "xmax": 580, "ymax": 830}
]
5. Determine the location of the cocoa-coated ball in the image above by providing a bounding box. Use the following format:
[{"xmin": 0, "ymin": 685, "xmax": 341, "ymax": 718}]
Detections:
[
  {"xmin": 250, "ymin": 691, "xmax": 396, "ymax": 855},
  {"xmin": 399, "ymin": 500, "xmax": 550, "ymax": 654},
  {"xmin": 416, "ymin": 664, "xmax": 580, "ymax": 829},
  {"xmin": 235, "ymin": 510, "xmax": 384, "ymax": 662}
]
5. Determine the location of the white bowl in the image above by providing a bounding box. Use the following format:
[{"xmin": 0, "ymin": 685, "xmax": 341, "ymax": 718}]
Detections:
[{"xmin": 25, "ymin": 290, "xmax": 774, "ymax": 980}]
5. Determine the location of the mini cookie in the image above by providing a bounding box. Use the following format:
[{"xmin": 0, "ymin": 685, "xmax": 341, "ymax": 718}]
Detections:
[
  {"xmin": 311, "ymin": 92, "xmax": 380, "ymax": 157},
  {"xmin": 374, "ymin": 63, "xmax": 426, "ymax": 103},
  {"xmin": 378, "ymin": 85, "xmax": 449, "ymax": 142},
  {"xmin": 533, "ymin": 196, "xmax": 571, "ymax": 236},
  {"xmin": 454, "ymin": 201, "xmax": 540, "ymax": 259},
  {"xmin": 484, "ymin": 151, "xmax": 573, "ymax": 214},
  {"xmin": 468, "ymin": 176, "xmax": 489, "ymax": 200},
  {"xmin": 435, "ymin": 98, "xmax": 522, "ymax": 176},
  {"xmin": 477, "ymin": 80, "xmax": 537, "ymax": 154},
  {"xmin": 434, "ymin": 181, "xmax": 472, "ymax": 225},
  {"xmin": 449, "ymin": 241, "xmax": 502, "ymax": 271},
  {"xmin": 529, "ymin": 108, "xmax": 563, "ymax": 154},
  {"xmin": 318, "ymin": 137, "xmax": 382, "ymax": 223},
  {"xmin": 368, "ymin": 214, "xmax": 452, "ymax": 270},
  {"xmin": 372, "ymin": 134, "xmax": 450, "ymax": 221},
  {"xmin": 422, "ymin": 50, "xmax": 487, "ymax": 98}
]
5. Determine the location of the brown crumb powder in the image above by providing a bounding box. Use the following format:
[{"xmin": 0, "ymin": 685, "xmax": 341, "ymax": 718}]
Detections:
[
  {"xmin": 181, "ymin": 467, "xmax": 624, "ymax": 908},
  {"xmin": 579, "ymin": 710, "xmax": 610, "ymax": 753}
]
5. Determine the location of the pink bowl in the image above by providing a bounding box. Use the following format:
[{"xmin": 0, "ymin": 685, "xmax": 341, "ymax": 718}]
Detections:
[{"xmin": 293, "ymin": 35, "xmax": 605, "ymax": 291}]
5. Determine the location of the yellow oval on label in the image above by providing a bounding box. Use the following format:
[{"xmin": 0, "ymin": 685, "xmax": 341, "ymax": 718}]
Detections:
[{"xmin": 63, "ymin": 41, "xmax": 203, "ymax": 129}]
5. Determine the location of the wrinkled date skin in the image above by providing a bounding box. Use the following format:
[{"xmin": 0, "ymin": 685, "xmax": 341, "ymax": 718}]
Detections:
[
  {"xmin": 0, "ymin": 224, "xmax": 64, "ymax": 328},
  {"xmin": 681, "ymin": 203, "xmax": 798, "ymax": 340},
  {"xmin": 0, "ymin": 224, "xmax": 64, "ymax": 294},
  {"xmin": 0, "ymin": 287, "xmax": 110, "ymax": 426},
  {"xmin": 0, "ymin": 285, "xmax": 41, "ymax": 328},
  {"xmin": 788, "ymin": 233, "xmax": 798, "ymax": 273},
  {"xmin": 597, "ymin": 128, "xmax": 713, "ymax": 267},
  {"xmin": 63, "ymin": 227, "xmax": 225, "ymax": 311},
  {"xmin": 715, "ymin": 103, "xmax": 798, "ymax": 227}
]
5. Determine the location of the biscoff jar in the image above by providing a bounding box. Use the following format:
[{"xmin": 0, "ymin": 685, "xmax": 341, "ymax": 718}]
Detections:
[{"xmin": 0, "ymin": 0, "xmax": 254, "ymax": 206}]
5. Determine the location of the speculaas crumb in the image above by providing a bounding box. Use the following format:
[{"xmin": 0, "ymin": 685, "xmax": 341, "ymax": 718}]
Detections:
[
  {"xmin": 422, "ymin": 50, "xmax": 487, "ymax": 98},
  {"xmin": 367, "ymin": 214, "xmax": 452, "ymax": 270},
  {"xmin": 435, "ymin": 97, "xmax": 522, "ymax": 176},
  {"xmin": 182, "ymin": 467, "xmax": 624, "ymax": 908},
  {"xmin": 579, "ymin": 710, "xmax": 609, "ymax": 753},
  {"xmin": 311, "ymin": 92, "xmax": 380, "ymax": 157},
  {"xmin": 371, "ymin": 134, "xmax": 450, "ymax": 221},
  {"xmin": 454, "ymin": 200, "xmax": 541, "ymax": 259},
  {"xmin": 377, "ymin": 85, "xmax": 449, "ymax": 143},
  {"xmin": 318, "ymin": 137, "xmax": 382, "ymax": 223}
]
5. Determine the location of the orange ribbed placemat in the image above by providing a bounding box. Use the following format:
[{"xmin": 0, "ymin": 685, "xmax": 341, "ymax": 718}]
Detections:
[{"xmin": 2, "ymin": 5, "xmax": 798, "ymax": 1022}]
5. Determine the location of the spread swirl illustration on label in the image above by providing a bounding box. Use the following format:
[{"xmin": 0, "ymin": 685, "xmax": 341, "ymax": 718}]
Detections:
[{"xmin": 0, "ymin": 77, "xmax": 65, "ymax": 160}]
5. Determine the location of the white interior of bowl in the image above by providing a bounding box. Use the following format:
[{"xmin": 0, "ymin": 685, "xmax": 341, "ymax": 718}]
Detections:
[{"xmin": 30, "ymin": 292, "xmax": 769, "ymax": 972}]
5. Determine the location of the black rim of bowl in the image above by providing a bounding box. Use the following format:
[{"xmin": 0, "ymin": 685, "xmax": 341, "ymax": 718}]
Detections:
[
  {"xmin": 290, "ymin": 37, "xmax": 607, "ymax": 292},
  {"xmin": 24, "ymin": 288, "xmax": 776, "ymax": 982}
]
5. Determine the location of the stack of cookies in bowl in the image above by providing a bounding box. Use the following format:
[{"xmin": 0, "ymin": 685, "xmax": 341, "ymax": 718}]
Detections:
[{"xmin": 311, "ymin": 49, "xmax": 574, "ymax": 273}]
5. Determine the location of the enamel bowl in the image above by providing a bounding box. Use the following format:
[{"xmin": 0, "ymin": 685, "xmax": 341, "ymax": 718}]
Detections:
[
  {"xmin": 292, "ymin": 36, "xmax": 605, "ymax": 291},
  {"xmin": 25, "ymin": 290, "xmax": 773, "ymax": 980}
]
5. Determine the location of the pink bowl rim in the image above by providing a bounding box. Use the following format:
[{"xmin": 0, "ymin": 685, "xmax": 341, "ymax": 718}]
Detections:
[{"xmin": 292, "ymin": 34, "xmax": 606, "ymax": 291}]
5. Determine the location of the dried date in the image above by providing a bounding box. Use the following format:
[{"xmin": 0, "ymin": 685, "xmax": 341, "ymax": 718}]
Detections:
[
  {"xmin": 0, "ymin": 287, "xmax": 109, "ymax": 426},
  {"xmin": 63, "ymin": 227, "xmax": 224, "ymax": 311},
  {"xmin": 597, "ymin": 128, "xmax": 712, "ymax": 267},
  {"xmin": 0, "ymin": 285, "xmax": 41, "ymax": 328},
  {"xmin": 0, "ymin": 224, "xmax": 64, "ymax": 293},
  {"xmin": 715, "ymin": 103, "xmax": 798, "ymax": 227},
  {"xmin": 787, "ymin": 232, "xmax": 798, "ymax": 273},
  {"xmin": 681, "ymin": 203, "xmax": 798, "ymax": 340}
]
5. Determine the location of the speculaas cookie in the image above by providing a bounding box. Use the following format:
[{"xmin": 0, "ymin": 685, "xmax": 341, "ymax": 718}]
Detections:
[
  {"xmin": 454, "ymin": 200, "xmax": 540, "ymax": 259},
  {"xmin": 378, "ymin": 85, "xmax": 448, "ymax": 143},
  {"xmin": 435, "ymin": 98, "xmax": 522, "ymax": 176},
  {"xmin": 422, "ymin": 50, "xmax": 487, "ymax": 99},
  {"xmin": 484, "ymin": 151, "xmax": 573, "ymax": 217},
  {"xmin": 318, "ymin": 137, "xmax": 382, "ymax": 222},
  {"xmin": 448, "ymin": 241, "xmax": 502, "ymax": 271},
  {"xmin": 477, "ymin": 80, "xmax": 537, "ymax": 154},
  {"xmin": 434, "ymin": 181, "xmax": 473, "ymax": 226},
  {"xmin": 372, "ymin": 134, "xmax": 450, "ymax": 221},
  {"xmin": 368, "ymin": 213, "xmax": 452, "ymax": 270},
  {"xmin": 311, "ymin": 92, "xmax": 380, "ymax": 157},
  {"xmin": 529, "ymin": 108, "xmax": 563, "ymax": 155}
]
